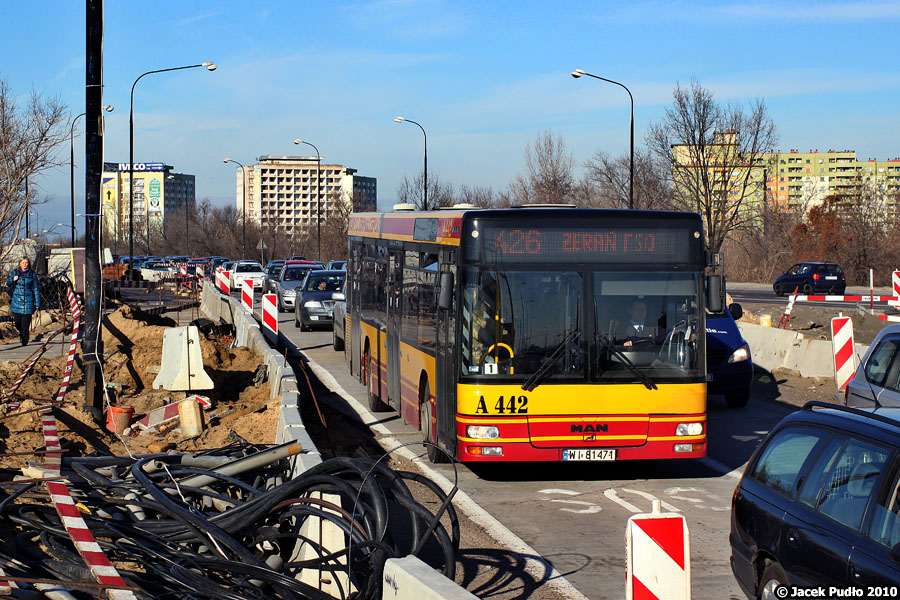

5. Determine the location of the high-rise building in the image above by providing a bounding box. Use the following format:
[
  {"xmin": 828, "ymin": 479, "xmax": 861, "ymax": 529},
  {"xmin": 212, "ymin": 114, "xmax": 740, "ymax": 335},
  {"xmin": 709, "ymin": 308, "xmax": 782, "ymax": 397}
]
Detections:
[
  {"xmin": 761, "ymin": 149, "xmax": 900, "ymax": 217},
  {"xmin": 101, "ymin": 162, "xmax": 195, "ymax": 249},
  {"xmin": 233, "ymin": 156, "xmax": 376, "ymax": 231}
]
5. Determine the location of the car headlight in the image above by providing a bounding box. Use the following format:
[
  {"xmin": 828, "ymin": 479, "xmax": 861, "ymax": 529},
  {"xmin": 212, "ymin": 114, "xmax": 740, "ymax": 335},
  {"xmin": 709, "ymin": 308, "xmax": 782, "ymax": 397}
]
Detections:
[
  {"xmin": 283, "ymin": 289, "xmax": 296, "ymax": 296},
  {"xmin": 728, "ymin": 343, "xmax": 751, "ymax": 363},
  {"xmin": 304, "ymin": 300, "xmax": 322, "ymax": 308}
]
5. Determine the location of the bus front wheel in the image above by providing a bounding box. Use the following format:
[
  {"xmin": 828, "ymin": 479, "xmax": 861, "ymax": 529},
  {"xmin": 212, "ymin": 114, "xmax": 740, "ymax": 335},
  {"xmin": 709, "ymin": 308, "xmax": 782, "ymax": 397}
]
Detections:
[{"xmin": 420, "ymin": 379, "xmax": 448, "ymax": 464}]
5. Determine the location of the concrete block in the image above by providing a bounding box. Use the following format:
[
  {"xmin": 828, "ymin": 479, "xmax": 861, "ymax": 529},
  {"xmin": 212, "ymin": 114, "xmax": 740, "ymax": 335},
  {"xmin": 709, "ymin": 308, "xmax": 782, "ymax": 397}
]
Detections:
[
  {"xmin": 152, "ymin": 326, "xmax": 214, "ymax": 391},
  {"xmin": 383, "ymin": 556, "xmax": 478, "ymax": 600}
]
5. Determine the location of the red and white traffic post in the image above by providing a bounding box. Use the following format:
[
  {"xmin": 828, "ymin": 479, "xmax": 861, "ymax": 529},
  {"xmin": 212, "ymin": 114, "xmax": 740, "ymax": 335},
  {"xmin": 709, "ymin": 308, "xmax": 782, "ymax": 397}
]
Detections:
[
  {"xmin": 831, "ymin": 316, "xmax": 856, "ymax": 391},
  {"xmin": 241, "ymin": 279, "xmax": 254, "ymax": 312},
  {"xmin": 626, "ymin": 500, "xmax": 690, "ymax": 600},
  {"xmin": 218, "ymin": 270, "xmax": 230, "ymax": 294},
  {"xmin": 262, "ymin": 293, "xmax": 278, "ymax": 342}
]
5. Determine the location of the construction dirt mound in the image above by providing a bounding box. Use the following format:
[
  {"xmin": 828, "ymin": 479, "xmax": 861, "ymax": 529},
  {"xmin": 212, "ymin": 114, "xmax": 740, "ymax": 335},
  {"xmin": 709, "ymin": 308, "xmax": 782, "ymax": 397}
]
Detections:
[{"xmin": 0, "ymin": 304, "xmax": 275, "ymax": 475}]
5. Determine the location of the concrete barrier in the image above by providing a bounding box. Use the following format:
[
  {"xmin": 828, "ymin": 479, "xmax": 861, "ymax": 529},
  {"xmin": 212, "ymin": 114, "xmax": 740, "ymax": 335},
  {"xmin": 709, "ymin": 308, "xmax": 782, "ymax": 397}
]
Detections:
[
  {"xmin": 738, "ymin": 322, "xmax": 869, "ymax": 380},
  {"xmin": 383, "ymin": 556, "xmax": 479, "ymax": 600},
  {"xmin": 200, "ymin": 282, "xmax": 321, "ymax": 475}
]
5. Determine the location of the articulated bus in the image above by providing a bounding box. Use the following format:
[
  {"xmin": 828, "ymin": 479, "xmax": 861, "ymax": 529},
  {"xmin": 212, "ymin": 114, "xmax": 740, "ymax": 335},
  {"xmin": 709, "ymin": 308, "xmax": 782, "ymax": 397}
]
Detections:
[{"xmin": 344, "ymin": 207, "xmax": 723, "ymax": 463}]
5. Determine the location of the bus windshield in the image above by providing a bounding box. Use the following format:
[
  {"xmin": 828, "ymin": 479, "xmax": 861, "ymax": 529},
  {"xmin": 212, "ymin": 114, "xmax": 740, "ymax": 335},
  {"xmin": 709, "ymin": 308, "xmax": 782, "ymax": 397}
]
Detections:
[{"xmin": 460, "ymin": 269, "xmax": 702, "ymax": 383}]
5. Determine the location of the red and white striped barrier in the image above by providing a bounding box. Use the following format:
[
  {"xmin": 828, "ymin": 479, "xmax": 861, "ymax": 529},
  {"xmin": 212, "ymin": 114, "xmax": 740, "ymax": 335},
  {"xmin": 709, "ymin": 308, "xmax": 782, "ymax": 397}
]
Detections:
[
  {"xmin": 179, "ymin": 265, "xmax": 187, "ymax": 277},
  {"xmin": 134, "ymin": 395, "xmax": 212, "ymax": 432},
  {"xmin": 262, "ymin": 293, "xmax": 278, "ymax": 342},
  {"xmin": 241, "ymin": 279, "xmax": 254, "ymax": 312},
  {"xmin": 777, "ymin": 286, "xmax": 799, "ymax": 328},
  {"xmin": 38, "ymin": 289, "xmax": 137, "ymax": 599},
  {"xmin": 218, "ymin": 270, "xmax": 230, "ymax": 294},
  {"xmin": 3, "ymin": 326, "xmax": 67, "ymax": 402},
  {"xmin": 876, "ymin": 314, "xmax": 900, "ymax": 322},
  {"xmin": 626, "ymin": 503, "xmax": 690, "ymax": 600},
  {"xmin": 791, "ymin": 294, "xmax": 900, "ymax": 303},
  {"xmin": 831, "ymin": 316, "xmax": 856, "ymax": 392}
]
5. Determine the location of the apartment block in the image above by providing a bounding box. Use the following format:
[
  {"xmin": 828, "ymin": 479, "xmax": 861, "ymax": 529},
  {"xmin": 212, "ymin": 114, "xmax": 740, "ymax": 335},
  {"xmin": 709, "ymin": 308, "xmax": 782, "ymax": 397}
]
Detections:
[
  {"xmin": 233, "ymin": 156, "xmax": 377, "ymax": 231},
  {"xmin": 763, "ymin": 149, "xmax": 900, "ymax": 217}
]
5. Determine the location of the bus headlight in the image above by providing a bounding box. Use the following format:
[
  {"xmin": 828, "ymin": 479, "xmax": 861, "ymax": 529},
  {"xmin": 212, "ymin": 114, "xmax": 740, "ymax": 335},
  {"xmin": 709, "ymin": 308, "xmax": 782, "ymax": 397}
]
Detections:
[
  {"xmin": 468, "ymin": 446, "xmax": 503, "ymax": 456},
  {"xmin": 675, "ymin": 422, "xmax": 704, "ymax": 436},
  {"xmin": 728, "ymin": 344, "xmax": 750, "ymax": 363},
  {"xmin": 466, "ymin": 425, "xmax": 499, "ymax": 439},
  {"xmin": 304, "ymin": 300, "xmax": 323, "ymax": 308}
]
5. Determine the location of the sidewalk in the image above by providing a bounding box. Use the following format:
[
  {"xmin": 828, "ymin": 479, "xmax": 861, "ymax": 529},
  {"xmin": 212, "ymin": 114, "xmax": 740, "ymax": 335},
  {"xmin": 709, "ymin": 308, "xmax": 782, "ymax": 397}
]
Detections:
[{"xmin": 0, "ymin": 335, "xmax": 71, "ymax": 363}]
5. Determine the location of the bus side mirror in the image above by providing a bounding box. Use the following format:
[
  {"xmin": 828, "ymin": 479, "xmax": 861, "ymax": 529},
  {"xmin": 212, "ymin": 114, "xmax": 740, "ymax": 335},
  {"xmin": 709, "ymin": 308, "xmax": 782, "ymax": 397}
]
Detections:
[
  {"xmin": 438, "ymin": 271, "xmax": 454, "ymax": 310},
  {"xmin": 707, "ymin": 274, "xmax": 724, "ymax": 314},
  {"xmin": 729, "ymin": 302, "xmax": 743, "ymax": 320}
]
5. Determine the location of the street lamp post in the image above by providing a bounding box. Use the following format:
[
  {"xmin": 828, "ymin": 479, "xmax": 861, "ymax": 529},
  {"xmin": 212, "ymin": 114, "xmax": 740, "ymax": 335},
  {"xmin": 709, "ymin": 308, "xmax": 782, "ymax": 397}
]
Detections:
[
  {"xmin": 394, "ymin": 117, "xmax": 427, "ymax": 210},
  {"xmin": 571, "ymin": 69, "xmax": 634, "ymax": 209},
  {"xmin": 223, "ymin": 158, "xmax": 247, "ymax": 258},
  {"xmin": 292, "ymin": 139, "xmax": 321, "ymax": 262},
  {"xmin": 129, "ymin": 62, "xmax": 215, "ymax": 273},
  {"xmin": 70, "ymin": 106, "xmax": 113, "ymax": 247}
]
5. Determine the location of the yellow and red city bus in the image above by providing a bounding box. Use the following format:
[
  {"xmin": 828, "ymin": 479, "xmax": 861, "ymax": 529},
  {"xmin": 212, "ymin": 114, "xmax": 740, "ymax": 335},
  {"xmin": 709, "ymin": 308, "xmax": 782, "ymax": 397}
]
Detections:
[{"xmin": 345, "ymin": 207, "xmax": 719, "ymax": 463}]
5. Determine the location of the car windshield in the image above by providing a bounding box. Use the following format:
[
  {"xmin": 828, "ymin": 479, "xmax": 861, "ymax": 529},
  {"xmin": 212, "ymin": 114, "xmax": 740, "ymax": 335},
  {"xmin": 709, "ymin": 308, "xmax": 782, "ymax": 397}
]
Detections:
[
  {"xmin": 234, "ymin": 263, "xmax": 262, "ymax": 273},
  {"xmin": 304, "ymin": 273, "xmax": 345, "ymax": 292},
  {"xmin": 268, "ymin": 266, "xmax": 283, "ymax": 277},
  {"xmin": 282, "ymin": 267, "xmax": 312, "ymax": 282},
  {"xmin": 460, "ymin": 268, "xmax": 702, "ymax": 382}
]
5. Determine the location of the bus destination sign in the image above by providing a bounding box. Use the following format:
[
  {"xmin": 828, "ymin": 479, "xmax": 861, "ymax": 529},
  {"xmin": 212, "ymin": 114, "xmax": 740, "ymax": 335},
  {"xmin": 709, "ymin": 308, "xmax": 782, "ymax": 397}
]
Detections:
[{"xmin": 477, "ymin": 226, "xmax": 694, "ymax": 263}]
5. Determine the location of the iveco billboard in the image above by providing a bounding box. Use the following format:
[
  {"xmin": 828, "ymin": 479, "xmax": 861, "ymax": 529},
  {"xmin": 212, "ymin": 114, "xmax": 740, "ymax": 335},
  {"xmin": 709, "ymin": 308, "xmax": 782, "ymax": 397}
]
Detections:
[{"xmin": 117, "ymin": 162, "xmax": 165, "ymax": 171}]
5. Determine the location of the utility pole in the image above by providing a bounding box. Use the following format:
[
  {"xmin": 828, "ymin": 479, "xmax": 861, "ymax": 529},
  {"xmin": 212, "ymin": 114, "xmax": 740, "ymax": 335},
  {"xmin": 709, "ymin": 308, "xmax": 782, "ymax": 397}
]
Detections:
[{"xmin": 83, "ymin": 0, "xmax": 104, "ymax": 423}]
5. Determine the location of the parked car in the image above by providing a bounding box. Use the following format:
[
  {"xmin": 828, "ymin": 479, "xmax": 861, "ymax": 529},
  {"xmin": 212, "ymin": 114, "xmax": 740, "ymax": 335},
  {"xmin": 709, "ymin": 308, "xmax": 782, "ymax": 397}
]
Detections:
[
  {"xmin": 731, "ymin": 401, "xmax": 900, "ymax": 598},
  {"xmin": 139, "ymin": 261, "xmax": 175, "ymax": 282},
  {"xmin": 327, "ymin": 260, "xmax": 347, "ymax": 270},
  {"xmin": 774, "ymin": 262, "xmax": 846, "ymax": 296},
  {"xmin": 273, "ymin": 261, "xmax": 324, "ymax": 312},
  {"xmin": 295, "ymin": 270, "xmax": 346, "ymax": 331},
  {"xmin": 706, "ymin": 302, "xmax": 753, "ymax": 407},
  {"xmin": 331, "ymin": 279, "xmax": 347, "ymax": 350},
  {"xmin": 264, "ymin": 261, "xmax": 285, "ymax": 293},
  {"xmin": 229, "ymin": 261, "xmax": 266, "ymax": 290},
  {"xmin": 846, "ymin": 323, "xmax": 900, "ymax": 407}
]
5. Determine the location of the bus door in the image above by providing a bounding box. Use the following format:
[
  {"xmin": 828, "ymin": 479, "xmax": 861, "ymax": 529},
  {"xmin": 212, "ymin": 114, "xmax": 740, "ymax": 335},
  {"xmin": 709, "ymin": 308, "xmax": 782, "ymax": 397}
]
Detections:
[
  {"xmin": 435, "ymin": 251, "xmax": 458, "ymax": 458},
  {"xmin": 386, "ymin": 247, "xmax": 403, "ymax": 410},
  {"xmin": 349, "ymin": 243, "xmax": 363, "ymax": 377}
]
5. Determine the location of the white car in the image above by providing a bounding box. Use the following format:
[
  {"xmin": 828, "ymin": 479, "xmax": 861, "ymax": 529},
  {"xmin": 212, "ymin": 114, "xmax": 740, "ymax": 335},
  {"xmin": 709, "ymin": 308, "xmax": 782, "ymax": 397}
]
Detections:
[{"xmin": 229, "ymin": 261, "xmax": 266, "ymax": 290}]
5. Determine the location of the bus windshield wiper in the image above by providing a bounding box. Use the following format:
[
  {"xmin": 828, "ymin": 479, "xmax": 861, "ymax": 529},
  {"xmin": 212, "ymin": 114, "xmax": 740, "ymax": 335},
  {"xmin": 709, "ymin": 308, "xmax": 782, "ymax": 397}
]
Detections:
[
  {"xmin": 521, "ymin": 329, "xmax": 580, "ymax": 392},
  {"xmin": 596, "ymin": 333, "xmax": 658, "ymax": 391}
]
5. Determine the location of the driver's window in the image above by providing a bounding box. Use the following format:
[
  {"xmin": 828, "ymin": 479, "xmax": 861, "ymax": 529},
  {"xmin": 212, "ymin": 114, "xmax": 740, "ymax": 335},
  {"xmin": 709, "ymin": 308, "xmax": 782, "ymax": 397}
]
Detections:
[
  {"xmin": 867, "ymin": 467, "xmax": 900, "ymax": 548},
  {"xmin": 787, "ymin": 265, "xmax": 800, "ymax": 275}
]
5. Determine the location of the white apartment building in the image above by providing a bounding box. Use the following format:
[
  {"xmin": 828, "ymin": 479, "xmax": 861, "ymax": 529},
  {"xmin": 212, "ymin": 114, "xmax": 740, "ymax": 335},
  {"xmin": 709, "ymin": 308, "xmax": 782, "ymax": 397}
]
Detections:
[{"xmin": 232, "ymin": 156, "xmax": 377, "ymax": 230}]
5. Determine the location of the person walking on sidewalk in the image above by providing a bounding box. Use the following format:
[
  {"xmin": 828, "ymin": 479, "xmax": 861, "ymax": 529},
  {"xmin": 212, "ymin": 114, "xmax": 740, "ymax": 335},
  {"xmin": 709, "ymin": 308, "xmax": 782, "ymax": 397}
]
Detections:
[{"xmin": 6, "ymin": 257, "xmax": 41, "ymax": 346}]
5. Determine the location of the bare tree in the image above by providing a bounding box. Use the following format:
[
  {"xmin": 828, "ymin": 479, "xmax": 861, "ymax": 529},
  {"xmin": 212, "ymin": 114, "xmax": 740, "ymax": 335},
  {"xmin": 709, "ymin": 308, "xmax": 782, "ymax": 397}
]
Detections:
[
  {"xmin": 0, "ymin": 78, "xmax": 69, "ymax": 258},
  {"xmin": 503, "ymin": 130, "xmax": 576, "ymax": 206},
  {"xmin": 456, "ymin": 184, "xmax": 497, "ymax": 207},
  {"xmin": 646, "ymin": 81, "xmax": 777, "ymax": 253},
  {"xmin": 584, "ymin": 149, "xmax": 672, "ymax": 210},
  {"xmin": 396, "ymin": 171, "xmax": 455, "ymax": 210}
]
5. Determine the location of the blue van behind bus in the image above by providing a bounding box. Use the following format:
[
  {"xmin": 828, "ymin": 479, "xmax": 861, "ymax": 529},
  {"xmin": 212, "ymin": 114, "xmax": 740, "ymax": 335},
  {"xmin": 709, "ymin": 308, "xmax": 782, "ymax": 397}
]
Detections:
[{"xmin": 706, "ymin": 302, "xmax": 753, "ymax": 407}]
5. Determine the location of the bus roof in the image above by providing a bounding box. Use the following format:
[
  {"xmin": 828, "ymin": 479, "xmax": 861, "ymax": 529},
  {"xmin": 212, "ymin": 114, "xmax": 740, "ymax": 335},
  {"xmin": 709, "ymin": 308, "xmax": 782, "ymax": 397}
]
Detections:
[{"xmin": 348, "ymin": 207, "xmax": 703, "ymax": 246}]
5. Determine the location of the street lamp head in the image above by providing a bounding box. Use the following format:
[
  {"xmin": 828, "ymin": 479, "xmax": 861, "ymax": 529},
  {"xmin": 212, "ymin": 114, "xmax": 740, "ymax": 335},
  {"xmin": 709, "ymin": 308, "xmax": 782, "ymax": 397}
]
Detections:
[
  {"xmin": 394, "ymin": 116, "xmax": 406, "ymax": 123},
  {"xmin": 292, "ymin": 139, "xmax": 303, "ymax": 145},
  {"xmin": 571, "ymin": 69, "xmax": 586, "ymax": 79},
  {"xmin": 223, "ymin": 157, "xmax": 231, "ymax": 163},
  {"xmin": 203, "ymin": 61, "xmax": 217, "ymax": 71},
  {"xmin": 102, "ymin": 105, "xmax": 114, "ymax": 112}
]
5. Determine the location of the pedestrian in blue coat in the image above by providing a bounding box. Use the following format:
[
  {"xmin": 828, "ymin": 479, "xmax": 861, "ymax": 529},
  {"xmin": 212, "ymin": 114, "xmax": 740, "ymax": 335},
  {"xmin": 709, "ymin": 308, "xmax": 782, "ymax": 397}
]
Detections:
[{"xmin": 6, "ymin": 257, "xmax": 41, "ymax": 346}]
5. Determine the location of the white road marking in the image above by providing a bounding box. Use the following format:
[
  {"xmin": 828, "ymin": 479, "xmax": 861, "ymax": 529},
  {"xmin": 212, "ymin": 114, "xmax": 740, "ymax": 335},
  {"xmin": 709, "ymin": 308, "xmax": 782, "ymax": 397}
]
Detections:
[
  {"xmin": 539, "ymin": 488, "xmax": 580, "ymax": 496},
  {"xmin": 550, "ymin": 499, "xmax": 602, "ymax": 514}
]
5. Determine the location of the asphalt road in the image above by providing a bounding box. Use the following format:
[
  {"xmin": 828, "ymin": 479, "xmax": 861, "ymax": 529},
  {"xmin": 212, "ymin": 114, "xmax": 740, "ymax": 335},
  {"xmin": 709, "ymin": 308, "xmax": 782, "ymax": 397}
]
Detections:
[
  {"xmin": 245, "ymin": 292, "xmax": 800, "ymax": 600},
  {"xmin": 727, "ymin": 281, "xmax": 893, "ymax": 311}
]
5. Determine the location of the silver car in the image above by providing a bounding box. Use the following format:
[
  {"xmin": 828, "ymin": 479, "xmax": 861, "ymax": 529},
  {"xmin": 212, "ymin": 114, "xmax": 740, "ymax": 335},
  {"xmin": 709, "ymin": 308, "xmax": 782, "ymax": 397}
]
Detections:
[
  {"xmin": 273, "ymin": 263, "xmax": 323, "ymax": 312},
  {"xmin": 332, "ymin": 279, "xmax": 347, "ymax": 351},
  {"xmin": 846, "ymin": 324, "xmax": 900, "ymax": 407}
]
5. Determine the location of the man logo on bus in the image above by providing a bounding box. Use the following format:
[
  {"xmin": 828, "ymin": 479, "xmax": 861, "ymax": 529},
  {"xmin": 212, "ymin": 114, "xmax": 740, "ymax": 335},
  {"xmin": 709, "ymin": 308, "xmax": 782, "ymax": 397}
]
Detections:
[{"xmin": 571, "ymin": 424, "xmax": 609, "ymax": 433}]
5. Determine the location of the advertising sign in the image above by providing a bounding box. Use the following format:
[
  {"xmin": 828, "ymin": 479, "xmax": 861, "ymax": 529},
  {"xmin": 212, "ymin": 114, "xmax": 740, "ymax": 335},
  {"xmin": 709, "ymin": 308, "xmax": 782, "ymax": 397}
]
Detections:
[
  {"xmin": 149, "ymin": 177, "xmax": 161, "ymax": 215},
  {"xmin": 117, "ymin": 162, "xmax": 165, "ymax": 172}
]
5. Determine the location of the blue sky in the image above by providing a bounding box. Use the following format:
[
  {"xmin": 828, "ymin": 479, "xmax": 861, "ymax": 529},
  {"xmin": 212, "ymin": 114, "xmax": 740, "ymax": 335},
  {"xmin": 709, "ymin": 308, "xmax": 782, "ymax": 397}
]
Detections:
[{"xmin": 3, "ymin": 1, "xmax": 899, "ymax": 233}]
